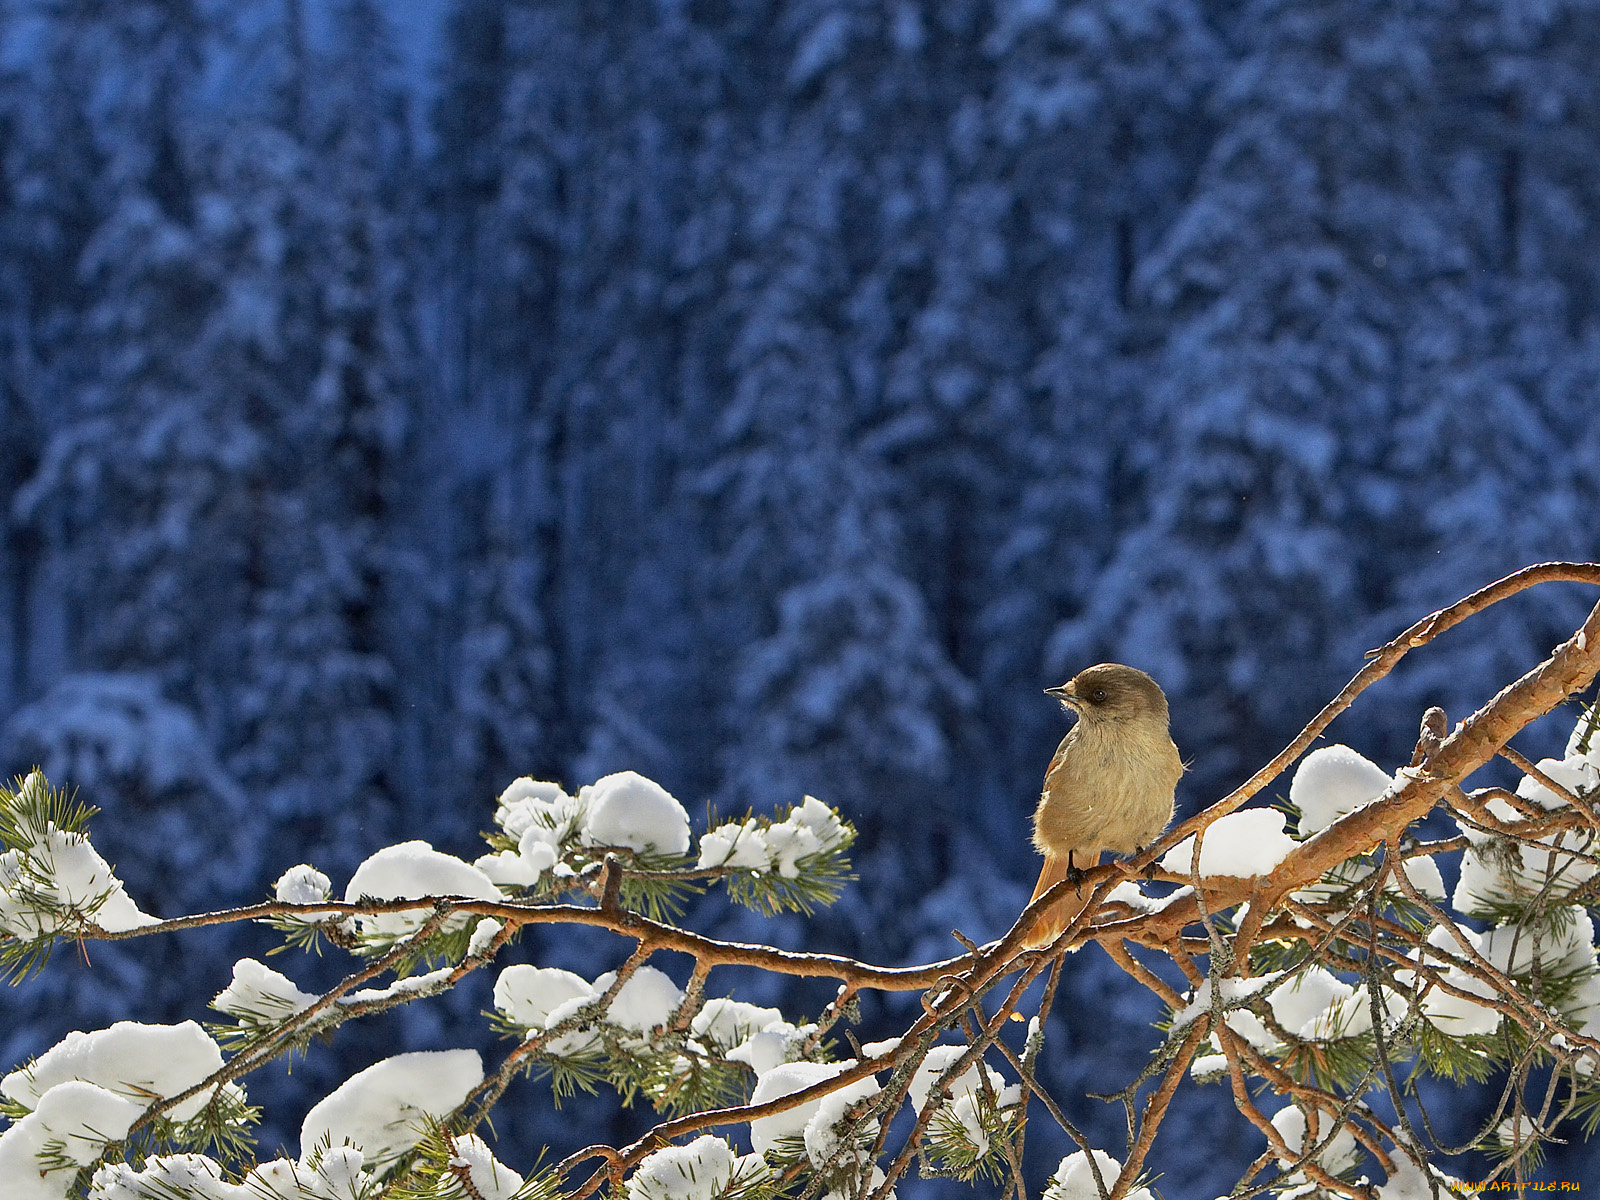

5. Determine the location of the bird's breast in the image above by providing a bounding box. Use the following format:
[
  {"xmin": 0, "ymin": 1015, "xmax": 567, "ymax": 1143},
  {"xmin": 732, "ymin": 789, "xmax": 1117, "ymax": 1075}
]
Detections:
[{"xmin": 1033, "ymin": 719, "xmax": 1181, "ymax": 857}]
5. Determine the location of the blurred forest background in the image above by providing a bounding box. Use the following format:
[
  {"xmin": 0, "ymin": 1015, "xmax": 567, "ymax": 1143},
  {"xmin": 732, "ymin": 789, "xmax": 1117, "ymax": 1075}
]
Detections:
[{"xmin": 2, "ymin": 0, "xmax": 1600, "ymax": 1192}]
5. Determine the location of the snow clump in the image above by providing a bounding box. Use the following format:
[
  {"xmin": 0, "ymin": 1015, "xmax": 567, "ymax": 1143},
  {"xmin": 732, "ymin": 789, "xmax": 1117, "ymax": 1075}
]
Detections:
[
  {"xmin": 493, "ymin": 964, "xmax": 602, "ymax": 1055},
  {"xmin": 445, "ymin": 1133, "xmax": 525, "ymax": 1200},
  {"xmin": 477, "ymin": 772, "xmax": 698, "ymax": 884},
  {"xmin": 748, "ymin": 1061, "xmax": 872, "ymax": 1157},
  {"xmin": 1289, "ymin": 745, "xmax": 1395, "ymax": 837},
  {"xmin": 3, "ymin": 1020, "xmax": 225, "ymax": 1120},
  {"xmin": 476, "ymin": 778, "xmax": 586, "ymax": 886},
  {"xmin": 691, "ymin": 998, "xmax": 809, "ymax": 1075},
  {"xmin": 0, "ymin": 773, "xmax": 158, "ymax": 937},
  {"xmin": 802, "ymin": 1072, "xmax": 883, "ymax": 1170},
  {"xmin": 1176, "ymin": 969, "xmax": 1396, "ymax": 1052},
  {"xmin": 1376, "ymin": 1158, "xmax": 1464, "ymax": 1199},
  {"xmin": 497, "ymin": 964, "xmax": 686, "ymax": 1053},
  {"xmin": 697, "ymin": 818, "xmax": 771, "ymax": 870},
  {"xmin": 343, "ymin": 841, "xmax": 501, "ymax": 940},
  {"xmin": 212, "ymin": 958, "xmax": 317, "ymax": 1025},
  {"xmin": 274, "ymin": 864, "xmax": 331, "ymax": 905},
  {"xmin": 0, "ymin": 1021, "xmax": 232, "ymax": 1199},
  {"xmin": 90, "ymin": 1153, "xmax": 241, "ymax": 1200},
  {"xmin": 1044, "ymin": 1150, "xmax": 1153, "ymax": 1200},
  {"xmin": 1271, "ymin": 1103, "xmax": 1360, "ymax": 1174},
  {"xmin": 581, "ymin": 772, "xmax": 691, "ymax": 856},
  {"xmin": 87, "ymin": 1147, "xmax": 388, "ymax": 1200},
  {"xmin": 906, "ymin": 1045, "xmax": 1019, "ymax": 1156},
  {"xmin": 1159, "ymin": 809, "xmax": 1297, "ymax": 879},
  {"xmin": 1452, "ymin": 755, "xmax": 1600, "ymax": 917},
  {"xmin": 298, "ymin": 1050, "xmax": 483, "ymax": 1174},
  {"xmin": 589, "ymin": 965, "xmax": 685, "ymax": 1038},
  {"xmin": 626, "ymin": 1134, "xmax": 769, "ymax": 1200},
  {"xmin": 698, "ymin": 796, "xmax": 848, "ymax": 877}
]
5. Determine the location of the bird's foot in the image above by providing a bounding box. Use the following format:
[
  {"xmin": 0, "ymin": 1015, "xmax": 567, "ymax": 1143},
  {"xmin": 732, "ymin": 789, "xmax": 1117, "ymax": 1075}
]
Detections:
[
  {"xmin": 1063, "ymin": 863, "xmax": 1086, "ymax": 887},
  {"xmin": 1136, "ymin": 847, "xmax": 1161, "ymax": 881}
]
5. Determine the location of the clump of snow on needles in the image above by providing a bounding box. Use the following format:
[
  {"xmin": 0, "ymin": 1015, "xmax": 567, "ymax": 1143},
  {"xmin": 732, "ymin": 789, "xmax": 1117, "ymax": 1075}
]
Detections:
[
  {"xmin": 212, "ymin": 958, "xmax": 317, "ymax": 1024},
  {"xmin": 691, "ymin": 998, "xmax": 810, "ymax": 1076},
  {"xmin": 1375, "ymin": 1158, "xmax": 1464, "ymax": 1199},
  {"xmin": 496, "ymin": 964, "xmax": 687, "ymax": 1053},
  {"xmin": 697, "ymin": 818, "xmax": 771, "ymax": 870},
  {"xmin": 906, "ymin": 1045, "xmax": 1019, "ymax": 1157},
  {"xmin": 1159, "ymin": 809, "xmax": 1297, "ymax": 879},
  {"xmin": 1289, "ymin": 745, "xmax": 1394, "ymax": 837},
  {"xmin": 3, "ymin": 1021, "xmax": 224, "ymax": 1120},
  {"xmin": 493, "ymin": 964, "xmax": 603, "ymax": 1054},
  {"xmin": 1453, "ymin": 752, "xmax": 1600, "ymax": 915},
  {"xmin": 626, "ymin": 1134, "xmax": 769, "ymax": 1200},
  {"xmin": 1044, "ymin": 1150, "xmax": 1152, "ymax": 1200},
  {"xmin": 343, "ymin": 841, "xmax": 501, "ymax": 939},
  {"xmin": 2, "ymin": 1082, "xmax": 145, "ymax": 1197},
  {"xmin": 1175, "ymin": 968, "xmax": 1393, "ymax": 1053},
  {"xmin": 476, "ymin": 778, "xmax": 583, "ymax": 887},
  {"xmin": 299, "ymin": 1049, "xmax": 482, "ymax": 1175},
  {"xmin": 0, "ymin": 1022, "xmax": 230, "ymax": 1200},
  {"xmin": 476, "ymin": 772, "xmax": 698, "ymax": 885},
  {"xmin": 804, "ymin": 1074, "xmax": 882, "ymax": 1172},
  {"xmin": 90, "ymin": 1153, "xmax": 239, "ymax": 1200},
  {"xmin": 0, "ymin": 772, "xmax": 158, "ymax": 937},
  {"xmin": 1271, "ymin": 1103, "xmax": 1360, "ymax": 1174},
  {"xmin": 253, "ymin": 1146, "xmax": 376, "ymax": 1198},
  {"xmin": 698, "ymin": 796, "xmax": 848, "ymax": 878},
  {"xmin": 573, "ymin": 966, "xmax": 683, "ymax": 1045},
  {"xmin": 445, "ymin": 1133, "xmax": 525, "ymax": 1200},
  {"xmin": 88, "ymin": 1147, "xmax": 385, "ymax": 1200},
  {"xmin": 274, "ymin": 864, "xmax": 331, "ymax": 906},
  {"xmin": 582, "ymin": 772, "xmax": 691, "ymax": 856},
  {"xmin": 749, "ymin": 1060, "xmax": 873, "ymax": 1157}
]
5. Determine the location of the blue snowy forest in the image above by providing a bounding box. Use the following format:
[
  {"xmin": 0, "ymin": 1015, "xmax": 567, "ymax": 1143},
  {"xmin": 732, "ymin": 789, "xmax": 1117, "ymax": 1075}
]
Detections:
[{"xmin": 3, "ymin": 0, "xmax": 1600, "ymax": 1193}]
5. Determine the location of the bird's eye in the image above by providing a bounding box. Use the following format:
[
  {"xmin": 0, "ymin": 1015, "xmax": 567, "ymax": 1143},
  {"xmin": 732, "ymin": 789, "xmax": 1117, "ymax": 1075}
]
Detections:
[{"xmin": 1091, "ymin": 687, "xmax": 1108, "ymax": 703}]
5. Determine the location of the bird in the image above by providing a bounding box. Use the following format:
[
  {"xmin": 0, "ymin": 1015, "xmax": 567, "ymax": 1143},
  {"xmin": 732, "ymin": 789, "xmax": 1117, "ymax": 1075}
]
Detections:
[{"xmin": 1023, "ymin": 663, "xmax": 1183, "ymax": 949}]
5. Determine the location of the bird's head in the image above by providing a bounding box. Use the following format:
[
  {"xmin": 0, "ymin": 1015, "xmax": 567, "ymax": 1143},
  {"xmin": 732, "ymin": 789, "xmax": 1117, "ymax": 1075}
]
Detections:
[{"xmin": 1045, "ymin": 663, "xmax": 1170, "ymax": 726}]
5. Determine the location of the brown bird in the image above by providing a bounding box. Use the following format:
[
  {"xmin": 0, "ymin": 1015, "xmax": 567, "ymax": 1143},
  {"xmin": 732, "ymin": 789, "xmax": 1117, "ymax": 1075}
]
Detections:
[{"xmin": 1023, "ymin": 663, "xmax": 1183, "ymax": 948}]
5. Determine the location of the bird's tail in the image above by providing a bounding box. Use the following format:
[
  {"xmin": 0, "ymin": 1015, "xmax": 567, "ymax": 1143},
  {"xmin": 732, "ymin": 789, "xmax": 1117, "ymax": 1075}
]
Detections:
[{"xmin": 1021, "ymin": 852, "xmax": 1100, "ymax": 949}]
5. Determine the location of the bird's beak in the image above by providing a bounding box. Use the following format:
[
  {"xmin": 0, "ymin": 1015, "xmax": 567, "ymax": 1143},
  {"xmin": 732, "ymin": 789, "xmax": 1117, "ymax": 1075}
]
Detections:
[{"xmin": 1044, "ymin": 685, "xmax": 1079, "ymax": 707}]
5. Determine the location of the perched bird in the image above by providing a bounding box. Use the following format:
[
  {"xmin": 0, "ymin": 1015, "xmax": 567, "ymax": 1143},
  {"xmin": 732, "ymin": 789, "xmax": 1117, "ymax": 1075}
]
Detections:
[{"xmin": 1023, "ymin": 663, "xmax": 1183, "ymax": 948}]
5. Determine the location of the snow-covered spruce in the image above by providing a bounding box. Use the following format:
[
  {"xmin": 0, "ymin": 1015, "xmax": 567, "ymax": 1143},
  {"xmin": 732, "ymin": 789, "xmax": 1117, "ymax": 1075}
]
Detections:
[
  {"xmin": 698, "ymin": 796, "xmax": 850, "ymax": 879},
  {"xmin": 443, "ymin": 1132, "xmax": 528, "ymax": 1200},
  {"xmin": 472, "ymin": 773, "xmax": 854, "ymax": 921},
  {"xmin": 476, "ymin": 771, "xmax": 692, "ymax": 888}
]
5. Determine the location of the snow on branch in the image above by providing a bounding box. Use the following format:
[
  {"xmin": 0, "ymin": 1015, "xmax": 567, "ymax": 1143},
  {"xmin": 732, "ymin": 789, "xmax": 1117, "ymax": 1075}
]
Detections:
[{"xmin": 6, "ymin": 564, "xmax": 1600, "ymax": 1199}]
